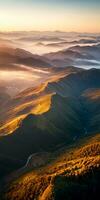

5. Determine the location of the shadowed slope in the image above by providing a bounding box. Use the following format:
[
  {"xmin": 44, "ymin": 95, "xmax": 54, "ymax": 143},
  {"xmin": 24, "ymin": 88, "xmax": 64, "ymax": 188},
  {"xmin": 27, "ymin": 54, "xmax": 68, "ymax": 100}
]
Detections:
[
  {"xmin": 1, "ymin": 134, "xmax": 100, "ymax": 200},
  {"xmin": 0, "ymin": 68, "xmax": 100, "ymax": 178}
]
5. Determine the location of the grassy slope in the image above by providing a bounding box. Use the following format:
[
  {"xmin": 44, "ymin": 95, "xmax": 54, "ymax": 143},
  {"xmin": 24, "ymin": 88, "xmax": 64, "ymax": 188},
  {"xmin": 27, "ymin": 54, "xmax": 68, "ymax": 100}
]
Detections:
[
  {"xmin": 1, "ymin": 133, "xmax": 100, "ymax": 200},
  {"xmin": 0, "ymin": 68, "xmax": 100, "ymax": 180}
]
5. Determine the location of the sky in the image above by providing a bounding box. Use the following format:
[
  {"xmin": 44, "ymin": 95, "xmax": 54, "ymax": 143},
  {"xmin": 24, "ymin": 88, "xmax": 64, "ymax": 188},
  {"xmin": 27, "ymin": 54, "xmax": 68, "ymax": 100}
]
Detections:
[{"xmin": 0, "ymin": 0, "xmax": 100, "ymax": 32}]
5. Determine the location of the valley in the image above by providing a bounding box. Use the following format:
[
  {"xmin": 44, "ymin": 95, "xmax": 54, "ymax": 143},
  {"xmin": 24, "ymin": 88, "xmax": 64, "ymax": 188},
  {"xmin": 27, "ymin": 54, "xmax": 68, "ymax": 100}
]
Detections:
[{"xmin": 0, "ymin": 31, "xmax": 100, "ymax": 200}]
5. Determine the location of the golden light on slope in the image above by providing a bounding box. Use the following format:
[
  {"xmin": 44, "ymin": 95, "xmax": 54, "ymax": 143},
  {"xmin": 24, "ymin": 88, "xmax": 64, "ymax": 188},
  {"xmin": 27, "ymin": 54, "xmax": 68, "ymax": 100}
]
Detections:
[
  {"xmin": 31, "ymin": 93, "xmax": 54, "ymax": 115},
  {"xmin": 82, "ymin": 89, "xmax": 100, "ymax": 100},
  {"xmin": 4, "ymin": 134, "xmax": 100, "ymax": 200},
  {"xmin": 16, "ymin": 82, "xmax": 48, "ymax": 98},
  {"xmin": 0, "ymin": 115, "xmax": 26, "ymax": 135},
  {"xmin": 0, "ymin": 69, "xmax": 72, "ymax": 136},
  {"xmin": 0, "ymin": 93, "xmax": 54, "ymax": 136}
]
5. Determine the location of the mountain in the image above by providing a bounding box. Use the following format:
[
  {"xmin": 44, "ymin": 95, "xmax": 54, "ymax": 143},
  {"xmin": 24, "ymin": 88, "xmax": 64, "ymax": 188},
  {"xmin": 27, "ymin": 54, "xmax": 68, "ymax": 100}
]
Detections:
[
  {"xmin": 42, "ymin": 38, "xmax": 99, "ymax": 48},
  {"xmin": 1, "ymin": 133, "xmax": 100, "ymax": 200},
  {"xmin": 17, "ymin": 36, "xmax": 65, "ymax": 42},
  {"xmin": 0, "ymin": 45, "xmax": 53, "ymax": 96},
  {"xmin": 0, "ymin": 67, "xmax": 100, "ymax": 181},
  {"xmin": 44, "ymin": 44, "xmax": 100, "ymax": 68},
  {"xmin": 0, "ymin": 46, "xmax": 52, "ymax": 70},
  {"xmin": 0, "ymin": 66, "xmax": 81, "ymax": 135},
  {"xmin": 0, "ymin": 31, "xmax": 100, "ymax": 200}
]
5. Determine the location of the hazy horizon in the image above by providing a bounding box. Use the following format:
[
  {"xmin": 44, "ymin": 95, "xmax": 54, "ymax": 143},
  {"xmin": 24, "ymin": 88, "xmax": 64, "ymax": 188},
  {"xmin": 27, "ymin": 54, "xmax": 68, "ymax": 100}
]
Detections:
[
  {"xmin": 0, "ymin": 1, "xmax": 100, "ymax": 199},
  {"xmin": 0, "ymin": 0, "xmax": 100, "ymax": 32},
  {"xmin": 0, "ymin": 30, "xmax": 100, "ymax": 33}
]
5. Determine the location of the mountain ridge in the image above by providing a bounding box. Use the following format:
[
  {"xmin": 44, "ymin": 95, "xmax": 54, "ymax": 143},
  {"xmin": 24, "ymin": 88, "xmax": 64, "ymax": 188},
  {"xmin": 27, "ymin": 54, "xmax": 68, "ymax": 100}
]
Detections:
[{"xmin": 0, "ymin": 67, "xmax": 100, "ymax": 180}]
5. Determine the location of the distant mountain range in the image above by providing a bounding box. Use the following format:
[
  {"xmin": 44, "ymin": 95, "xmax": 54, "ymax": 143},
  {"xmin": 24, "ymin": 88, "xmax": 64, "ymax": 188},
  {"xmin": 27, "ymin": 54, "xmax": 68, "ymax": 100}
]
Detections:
[
  {"xmin": 0, "ymin": 43, "xmax": 100, "ymax": 72},
  {"xmin": 44, "ymin": 44, "xmax": 100, "ymax": 68},
  {"xmin": 0, "ymin": 32, "xmax": 100, "ymax": 200},
  {"xmin": 0, "ymin": 46, "xmax": 52, "ymax": 70}
]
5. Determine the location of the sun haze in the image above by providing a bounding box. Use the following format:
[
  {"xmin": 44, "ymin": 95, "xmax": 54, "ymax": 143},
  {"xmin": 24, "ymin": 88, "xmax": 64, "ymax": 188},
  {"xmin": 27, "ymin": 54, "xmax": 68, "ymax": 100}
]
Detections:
[{"xmin": 0, "ymin": 0, "xmax": 100, "ymax": 32}]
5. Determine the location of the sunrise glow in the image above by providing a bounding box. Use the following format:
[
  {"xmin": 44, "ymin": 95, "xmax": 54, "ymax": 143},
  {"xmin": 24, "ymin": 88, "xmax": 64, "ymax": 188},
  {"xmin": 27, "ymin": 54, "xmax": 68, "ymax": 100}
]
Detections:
[{"xmin": 0, "ymin": 0, "xmax": 100, "ymax": 32}]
